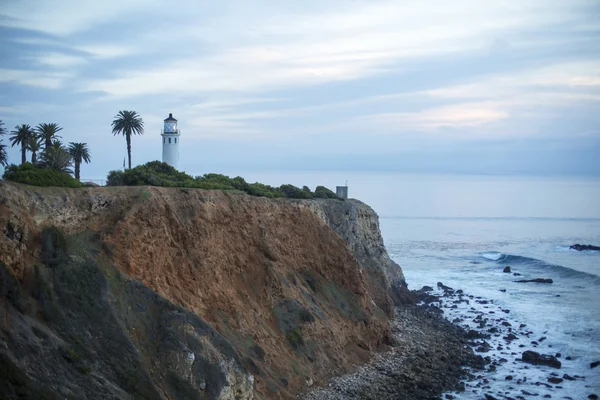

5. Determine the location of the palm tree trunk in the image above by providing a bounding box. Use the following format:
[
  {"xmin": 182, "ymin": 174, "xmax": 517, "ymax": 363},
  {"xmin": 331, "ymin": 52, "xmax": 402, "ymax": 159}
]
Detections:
[
  {"xmin": 31, "ymin": 151, "xmax": 36, "ymax": 164},
  {"xmin": 21, "ymin": 145, "xmax": 26, "ymax": 165},
  {"xmin": 75, "ymin": 162, "xmax": 80, "ymax": 181},
  {"xmin": 126, "ymin": 133, "xmax": 132, "ymax": 169},
  {"xmin": 45, "ymin": 138, "xmax": 51, "ymax": 149}
]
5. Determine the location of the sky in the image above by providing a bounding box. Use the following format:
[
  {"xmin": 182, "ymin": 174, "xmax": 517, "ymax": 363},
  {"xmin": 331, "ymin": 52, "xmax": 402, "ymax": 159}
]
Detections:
[{"xmin": 0, "ymin": 0, "xmax": 599, "ymax": 181}]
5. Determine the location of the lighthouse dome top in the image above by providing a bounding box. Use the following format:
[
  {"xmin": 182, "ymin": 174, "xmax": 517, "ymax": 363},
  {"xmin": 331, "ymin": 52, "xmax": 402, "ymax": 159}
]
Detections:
[{"xmin": 164, "ymin": 113, "xmax": 177, "ymax": 122}]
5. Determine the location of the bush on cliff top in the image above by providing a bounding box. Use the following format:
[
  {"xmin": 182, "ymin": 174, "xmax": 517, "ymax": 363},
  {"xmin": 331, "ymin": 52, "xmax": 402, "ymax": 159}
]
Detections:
[
  {"xmin": 2, "ymin": 163, "xmax": 82, "ymax": 188},
  {"xmin": 107, "ymin": 161, "xmax": 341, "ymax": 200}
]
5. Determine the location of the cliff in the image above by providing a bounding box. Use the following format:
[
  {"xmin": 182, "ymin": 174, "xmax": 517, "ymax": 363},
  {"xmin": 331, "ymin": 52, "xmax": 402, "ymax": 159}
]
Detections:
[{"xmin": 0, "ymin": 181, "xmax": 406, "ymax": 399}]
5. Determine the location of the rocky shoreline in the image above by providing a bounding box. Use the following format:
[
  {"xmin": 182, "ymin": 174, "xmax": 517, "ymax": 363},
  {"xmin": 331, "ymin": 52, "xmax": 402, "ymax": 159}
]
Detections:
[
  {"xmin": 300, "ymin": 281, "xmax": 600, "ymax": 400},
  {"xmin": 299, "ymin": 302, "xmax": 487, "ymax": 400}
]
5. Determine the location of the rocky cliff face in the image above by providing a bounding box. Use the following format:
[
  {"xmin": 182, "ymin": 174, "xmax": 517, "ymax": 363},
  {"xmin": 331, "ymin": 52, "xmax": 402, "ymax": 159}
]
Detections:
[
  {"xmin": 304, "ymin": 199, "xmax": 410, "ymax": 313},
  {"xmin": 0, "ymin": 182, "xmax": 406, "ymax": 399}
]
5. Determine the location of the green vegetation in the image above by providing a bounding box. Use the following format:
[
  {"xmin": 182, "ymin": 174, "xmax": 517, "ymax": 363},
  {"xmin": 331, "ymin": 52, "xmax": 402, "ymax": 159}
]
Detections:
[
  {"xmin": 36, "ymin": 122, "xmax": 63, "ymax": 149},
  {"xmin": 68, "ymin": 142, "xmax": 91, "ymax": 181},
  {"xmin": 111, "ymin": 110, "xmax": 144, "ymax": 170},
  {"xmin": 314, "ymin": 185, "xmax": 338, "ymax": 198},
  {"xmin": 107, "ymin": 161, "xmax": 342, "ymax": 200},
  {"xmin": 0, "ymin": 120, "xmax": 7, "ymax": 167},
  {"xmin": 9, "ymin": 124, "xmax": 35, "ymax": 165},
  {"xmin": 37, "ymin": 146, "xmax": 74, "ymax": 174},
  {"xmin": 285, "ymin": 328, "xmax": 303, "ymax": 349},
  {"xmin": 2, "ymin": 163, "xmax": 83, "ymax": 188},
  {"xmin": 0, "ymin": 118, "xmax": 94, "ymax": 186},
  {"xmin": 27, "ymin": 135, "xmax": 42, "ymax": 164}
]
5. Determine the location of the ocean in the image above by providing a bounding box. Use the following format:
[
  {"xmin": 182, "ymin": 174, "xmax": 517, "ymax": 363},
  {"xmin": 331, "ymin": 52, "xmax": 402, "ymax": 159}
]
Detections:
[{"xmin": 221, "ymin": 170, "xmax": 600, "ymax": 398}]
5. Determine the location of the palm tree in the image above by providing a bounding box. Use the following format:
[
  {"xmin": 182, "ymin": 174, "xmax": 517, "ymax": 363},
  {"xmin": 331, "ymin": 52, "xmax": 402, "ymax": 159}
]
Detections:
[
  {"xmin": 0, "ymin": 120, "xmax": 7, "ymax": 166},
  {"xmin": 51, "ymin": 138, "xmax": 65, "ymax": 150},
  {"xmin": 27, "ymin": 135, "xmax": 43, "ymax": 164},
  {"xmin": 111, "ymin": 110, "xmax": 144, "ymax": 169},
  {"xmin": 9, "ymin": 124, "xmax": 34, "ymax": 165},
  {"xmin": 36, "ymin": 123, "xmax": 63, "ymax": 149},
  {"xmin": 68, "ymin": 142, "xmax": 91, "ymax": 181},
  {"xmin": 0, "ymin": 142, "xmax": 7, "ymax": 167},
  {"xmin": 38, "ymin": 146, "xmax": 73, "ymax": 174}
]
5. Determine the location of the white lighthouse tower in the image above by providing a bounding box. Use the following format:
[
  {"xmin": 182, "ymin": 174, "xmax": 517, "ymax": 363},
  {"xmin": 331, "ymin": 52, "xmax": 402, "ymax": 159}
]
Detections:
[{"xmin": 161, "ymin": 113, "xmax": 180, "ymax": 168}]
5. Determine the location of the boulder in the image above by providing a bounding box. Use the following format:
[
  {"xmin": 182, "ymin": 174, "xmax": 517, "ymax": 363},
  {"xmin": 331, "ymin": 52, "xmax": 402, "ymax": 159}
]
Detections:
[
  {"xmin": 503, "ymin": 266, "xmax": 511, "ymax": 273},
  {"xmin": 521, "ymin": 351, "xmax": 561, "ymax": 369},
  {"xmin": 570, "ymin": 244, "xmax": 600, "ymax": 251},
  {"xmin": 515, "ymin": 278, "xmax": 553, "ymax": 284},
  {"xmin": 591, "ymin": 360, "xmax": 600, "ymax": 369}
]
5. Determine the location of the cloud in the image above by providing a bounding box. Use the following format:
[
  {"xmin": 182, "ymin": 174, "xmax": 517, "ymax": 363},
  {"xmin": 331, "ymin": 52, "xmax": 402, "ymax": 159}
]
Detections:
[
  {"xmin": 75, "ymin": 45, "xmax": 134, "ymax": 59},
  {"xmin": 28, "ymin": 53, "xmax": 87, "ymax": 68},
  {"xmin": 0, "ymin": 68, "xmax": 73, "ymax": 89},
  {"xmin": 0, "ymin": 0, "xmax": 154, "ymax": 36},
  {"xmin": 1, "ymin": 0, "xmax": 599, "ymax": 176},
  {"xmin": 78, "ymin": 0, "xmax": 597, "ymax": 98}
]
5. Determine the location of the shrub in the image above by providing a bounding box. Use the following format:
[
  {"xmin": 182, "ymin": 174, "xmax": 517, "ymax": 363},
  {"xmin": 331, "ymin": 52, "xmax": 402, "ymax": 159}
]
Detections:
[
  {"xmin": 280, "ymin": 184, "xmax": 313, "ymax": 199},
  {"xmin": 2, "ymin": 163, "xmax": 82, "ymax": 188},
  {"xmin": 285, "ymin": 328, "xmax": 303, "ymax": 348},
  {"xmin": 314, "ymin": 185, "xmax": 338, "ymax": 199},
  {"xmin": 246, "ymin": 182, "xmax": 284, "ymax": 198},
  {"xmin": 106, "ymin": 161, "xmax": 339, "ymax": 200}
]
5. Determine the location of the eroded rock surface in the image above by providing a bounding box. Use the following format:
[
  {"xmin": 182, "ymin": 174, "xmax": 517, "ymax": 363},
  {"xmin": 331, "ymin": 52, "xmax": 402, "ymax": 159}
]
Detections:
[{"xmin": 0, "ymin": 182, "xmax": 400, "ymax": 399}]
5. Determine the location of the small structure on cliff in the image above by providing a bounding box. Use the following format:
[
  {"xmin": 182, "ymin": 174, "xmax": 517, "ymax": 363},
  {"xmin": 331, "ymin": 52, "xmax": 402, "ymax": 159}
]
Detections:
[
  {"xmin": 336, "ymin": 184, "xmax": 348, "ymax": 199},
  {"xmin": 161, "ymin": 113, "xmax": 180, "ymax": 168}
]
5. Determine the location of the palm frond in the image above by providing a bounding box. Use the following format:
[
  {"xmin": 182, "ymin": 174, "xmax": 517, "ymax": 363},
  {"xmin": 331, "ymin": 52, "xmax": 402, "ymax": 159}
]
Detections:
[
  {"xmin": 9, "ymin": 124, "xmax": 34, "ymax": 147},
  {"xmin": 38, "ymin": 146, "xmax": 74, "ymax": 174},
  {"xmin": 0, "ymin": 142, "xmax": 8, "ymax": 166},
  {"xmin": 111, "ymin": 110, "xmax": 144, "ymax": 136},
  {"xmin": 68, "ymin": 142, "xmax": 91, "ymax": 164},
  {"xmin": 36, "ymin": 123, "xmax": 63, "ymax": 148}
]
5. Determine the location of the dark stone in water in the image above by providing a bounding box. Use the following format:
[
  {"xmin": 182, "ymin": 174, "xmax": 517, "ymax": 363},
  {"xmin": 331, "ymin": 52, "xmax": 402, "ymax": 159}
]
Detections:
[
  {"xmin": 591, "ymin": 360, "xmax": 600, "ymax": 369},
  {"xmin": 513, "ymin": 273, "xmax": 522, "ymax": 276},
  {"xmin": 503, "ymin": 266, "xmax": 511, "ymax": 273},
  {"xmin": 420, "ymin": 285, "xmax": 434, "ymax": 292},
  {"xmin": 437, "ymin": 282, "xmax": 454, "ymax": 292},
  {"xmin": 504, "ymin": 333, "xmax": 518, "ymax": 341},
  {"xmin": 499, "ymin": 289, "xmax": 506, "ymax": 292},
  {"xmin": 548, "ymin": 377, "xmax": 563, "ymax": 384},
  {"xmin": 570, "ymin": 244, "xmax": 600, "ymax": 251},
  {"xmin": 505, "ymin": 375, "xmax": 513, "ymax": 380},
  {"xmin": 588, "ymin": 394, "xmax": 599, "ymax": 400},
  {"xmin": 563, "ymin": 374, "xmax": 576, "ymax": 381},
  {"xmin": 515, "ymin": 278, "xmax": 553, "ymax": 284},
  {"xmin": 466, "ymin": 330, "xmax": 483, "ymax": 339},
  {"xmin": 522, "ymin": 351, "xmax": 562, "ymax": 369},
  {"xmin": 484, "ymin": 394, "xmax": 498, "ymax": 400}
]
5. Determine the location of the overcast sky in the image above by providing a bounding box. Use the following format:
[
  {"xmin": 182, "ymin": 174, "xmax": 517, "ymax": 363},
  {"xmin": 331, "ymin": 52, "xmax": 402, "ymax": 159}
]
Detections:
[{"xmin": 1, "ymin": 0, "xmax": 599, "ymax": 180}]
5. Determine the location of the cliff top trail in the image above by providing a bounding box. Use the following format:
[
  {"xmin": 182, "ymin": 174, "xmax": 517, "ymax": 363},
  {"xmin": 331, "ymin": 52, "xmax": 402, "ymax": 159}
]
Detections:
[{"xmin": 0, "ymin": 181, "xmax": 409, "ymax": 399}]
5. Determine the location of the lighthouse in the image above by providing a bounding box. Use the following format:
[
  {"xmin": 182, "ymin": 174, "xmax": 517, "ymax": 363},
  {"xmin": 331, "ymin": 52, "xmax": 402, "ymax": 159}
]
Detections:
[{"xmin": 161, "ymin": 113, "xmax": 180, "ymax": 168}]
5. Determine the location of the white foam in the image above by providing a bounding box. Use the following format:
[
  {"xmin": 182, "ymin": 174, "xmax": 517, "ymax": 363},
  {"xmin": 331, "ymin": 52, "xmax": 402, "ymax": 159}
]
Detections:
[{"xmin": 481, "ymin": 252, "xmax": 503, "ymax": 261}]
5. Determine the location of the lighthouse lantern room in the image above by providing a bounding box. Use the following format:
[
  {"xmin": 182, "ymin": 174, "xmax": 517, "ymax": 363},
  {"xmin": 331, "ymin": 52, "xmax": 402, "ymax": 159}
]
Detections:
[{"xmin": 161, "ymin": 113, "xmax": 180, "ymax": 168}]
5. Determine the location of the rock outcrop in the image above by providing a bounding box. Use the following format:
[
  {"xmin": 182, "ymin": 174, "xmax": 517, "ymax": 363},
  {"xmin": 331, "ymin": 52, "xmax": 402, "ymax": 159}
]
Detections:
[
  {"xmin": 570, "ymin": 244, "xmax": 600, "ymax": 251},
  {"xmin": 304, "ymin": 199, "xmax": 410, "ymax": 313},
  {"xmin": 0, "ymin": 181, "xmax": 402, "ymax": 399}
]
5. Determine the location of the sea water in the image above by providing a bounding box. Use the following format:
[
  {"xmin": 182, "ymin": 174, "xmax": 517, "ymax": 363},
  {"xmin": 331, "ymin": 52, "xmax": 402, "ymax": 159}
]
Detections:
[
  {"xmin": 218, "ymin": 170, "xmax": 600, "ymax": 398},
  {"xmin": 377, "ymin": 175, "xmax": 600, "ymax": 399}
]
